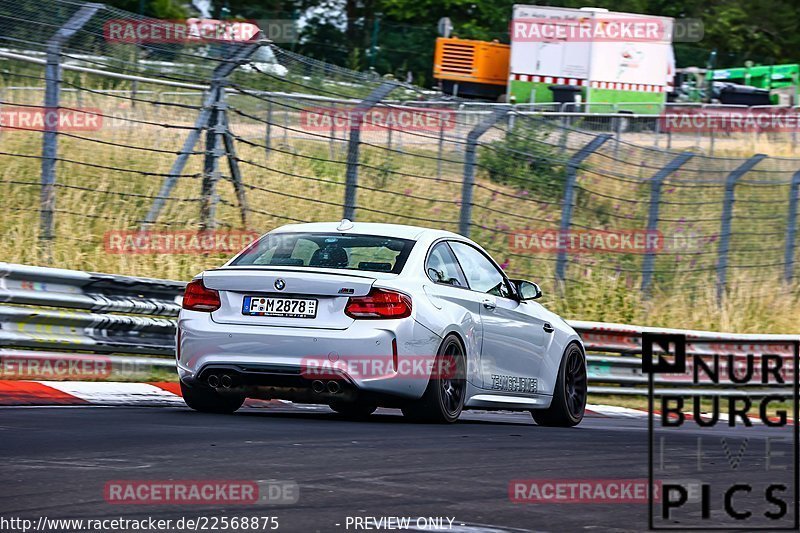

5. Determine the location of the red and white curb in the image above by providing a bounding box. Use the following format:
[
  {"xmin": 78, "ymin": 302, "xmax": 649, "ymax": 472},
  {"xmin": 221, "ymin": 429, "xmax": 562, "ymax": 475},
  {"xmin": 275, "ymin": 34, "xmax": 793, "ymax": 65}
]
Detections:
[
  {"xmin": 0, "ymin": 380, "xmax": 180, "ymax": 406},
  {"xmin": 0, "ymin": 381, "xmax": 789, "ymax": 424},
  {"xmin": 0, "ymin": 381, "xmax": 277, "ymax": 408}
]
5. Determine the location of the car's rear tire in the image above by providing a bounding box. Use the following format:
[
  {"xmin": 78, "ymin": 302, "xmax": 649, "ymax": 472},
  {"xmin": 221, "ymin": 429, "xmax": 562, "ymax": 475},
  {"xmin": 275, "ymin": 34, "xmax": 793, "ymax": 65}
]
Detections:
[
  {"xmin": 329, "ymin": 401, "xmax": 377, "ymax": 419},
  {"xmin": 401, "ymin": 334, "xmax": 466, "ymax": 424},
  {"xmin": 180, "ymin": 381, "xmax": 245, "ymax": 414},
  {"xmin": 531, "ymin": 343, "xmax": 586, "ymax": 427}
]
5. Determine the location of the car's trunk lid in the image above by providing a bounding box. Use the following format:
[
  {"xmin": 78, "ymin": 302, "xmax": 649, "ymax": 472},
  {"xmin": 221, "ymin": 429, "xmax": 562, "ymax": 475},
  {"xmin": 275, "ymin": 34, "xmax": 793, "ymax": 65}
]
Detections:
[{"xmin": 203, "ymin": 268, "xmax": 376, "ymax": 329}]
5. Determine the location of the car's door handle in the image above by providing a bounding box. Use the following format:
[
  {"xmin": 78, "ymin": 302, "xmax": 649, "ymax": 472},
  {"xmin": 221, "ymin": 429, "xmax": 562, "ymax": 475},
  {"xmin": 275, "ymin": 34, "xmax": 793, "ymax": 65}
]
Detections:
[
  {"xmin": 482, "ymin": 298, "xmax": 496, "ymax": 310},
  {"xmin": 543, "ymin": 322, "xmax": 554, "ymax": 333}
]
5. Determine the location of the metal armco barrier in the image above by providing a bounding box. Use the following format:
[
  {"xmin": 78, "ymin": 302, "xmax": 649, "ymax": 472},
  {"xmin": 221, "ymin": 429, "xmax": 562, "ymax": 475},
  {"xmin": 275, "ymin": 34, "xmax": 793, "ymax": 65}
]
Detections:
[
  {"xmin": 574, "ymin": 320, "xmax": 798, "ymax": 396},
  {"xmin": 0, "ymin": 262, "xmax": 181, "ymax": 364},
  {"xmin": 0, "ymin": 262, "xmax": 796, "ymax": 395}
]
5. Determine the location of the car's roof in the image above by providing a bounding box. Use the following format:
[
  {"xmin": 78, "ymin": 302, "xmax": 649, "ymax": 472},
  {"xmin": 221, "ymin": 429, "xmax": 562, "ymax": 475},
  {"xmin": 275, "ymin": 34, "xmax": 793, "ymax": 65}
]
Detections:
[{"xmin": 270, "ymin": 221, "xmax": 463, "ymax": 241}]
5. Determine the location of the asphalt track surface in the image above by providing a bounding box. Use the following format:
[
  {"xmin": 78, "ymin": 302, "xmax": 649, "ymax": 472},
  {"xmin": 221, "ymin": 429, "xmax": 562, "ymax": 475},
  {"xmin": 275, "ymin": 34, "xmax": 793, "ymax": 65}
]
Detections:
[{"xmin": 0, "ymin": 404, "xmax": 796, "ymax": 532}]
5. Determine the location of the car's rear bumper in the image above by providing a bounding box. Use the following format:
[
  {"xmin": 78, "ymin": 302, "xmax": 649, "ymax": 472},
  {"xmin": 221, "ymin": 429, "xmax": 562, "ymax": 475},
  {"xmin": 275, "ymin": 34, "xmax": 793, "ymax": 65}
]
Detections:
[{"xmin": 177, "ymin": 310, "xmax": 442, "ymax": 400}]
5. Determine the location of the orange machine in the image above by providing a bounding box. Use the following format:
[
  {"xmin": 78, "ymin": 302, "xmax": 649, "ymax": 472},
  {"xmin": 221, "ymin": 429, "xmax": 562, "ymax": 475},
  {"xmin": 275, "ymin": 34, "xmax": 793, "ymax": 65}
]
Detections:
[{"xmin": 433, "ymin": 37, "xmax": 510, "ymax": 99}]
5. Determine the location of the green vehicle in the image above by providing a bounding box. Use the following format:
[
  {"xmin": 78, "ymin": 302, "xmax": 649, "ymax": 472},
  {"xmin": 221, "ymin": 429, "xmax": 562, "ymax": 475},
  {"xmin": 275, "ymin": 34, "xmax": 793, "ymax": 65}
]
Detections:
[{"xmin": 710, "ymin": 63, "xmax": 799, "ymax": 105}]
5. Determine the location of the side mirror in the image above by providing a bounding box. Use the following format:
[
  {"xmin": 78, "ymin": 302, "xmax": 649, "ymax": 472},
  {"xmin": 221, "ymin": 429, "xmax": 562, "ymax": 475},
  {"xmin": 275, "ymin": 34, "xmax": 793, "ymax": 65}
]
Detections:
[{"xmin": 512, "ymin": 279, "xmax": 542, "ymax": 300}]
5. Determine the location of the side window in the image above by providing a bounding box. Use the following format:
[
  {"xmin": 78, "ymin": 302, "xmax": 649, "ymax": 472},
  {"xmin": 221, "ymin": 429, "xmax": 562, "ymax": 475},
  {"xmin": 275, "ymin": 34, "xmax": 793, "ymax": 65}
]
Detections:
[
  {"xmin": 426, "ymin": 243, "xmax": 467, "ymax": 287},
  {"xmin": 449, "ymin": 241, "xmax": 513, "ymax": 298}
]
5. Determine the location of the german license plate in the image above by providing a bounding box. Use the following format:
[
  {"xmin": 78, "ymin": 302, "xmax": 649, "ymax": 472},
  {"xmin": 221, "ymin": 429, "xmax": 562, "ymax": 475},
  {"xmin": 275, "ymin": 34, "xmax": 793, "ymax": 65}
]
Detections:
[{"xmin": 242, "ymin": 296, "xmax": 318, "ymax": 318}]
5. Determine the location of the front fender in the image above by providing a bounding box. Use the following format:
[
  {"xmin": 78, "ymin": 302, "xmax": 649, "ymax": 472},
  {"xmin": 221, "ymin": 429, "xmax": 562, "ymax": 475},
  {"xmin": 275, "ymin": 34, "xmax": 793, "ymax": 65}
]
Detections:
[{"xmin": 538, "ymin": 314, "xmax": 584, "ymax": 396}]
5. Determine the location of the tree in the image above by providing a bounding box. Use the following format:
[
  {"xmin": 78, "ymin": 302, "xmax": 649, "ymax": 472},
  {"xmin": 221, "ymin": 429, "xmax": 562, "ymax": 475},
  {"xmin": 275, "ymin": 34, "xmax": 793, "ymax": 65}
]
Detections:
[{"xmin": 97, "ymin": 0, "xmax": 800, "ymax": 82}]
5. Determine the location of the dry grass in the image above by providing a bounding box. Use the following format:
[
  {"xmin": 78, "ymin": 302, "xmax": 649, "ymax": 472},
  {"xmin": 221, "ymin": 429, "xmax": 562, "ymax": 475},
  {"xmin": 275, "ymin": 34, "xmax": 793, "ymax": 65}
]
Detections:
[{"xmin": 1, "ymin": 90, "xmax": 798, "ymax": 334}]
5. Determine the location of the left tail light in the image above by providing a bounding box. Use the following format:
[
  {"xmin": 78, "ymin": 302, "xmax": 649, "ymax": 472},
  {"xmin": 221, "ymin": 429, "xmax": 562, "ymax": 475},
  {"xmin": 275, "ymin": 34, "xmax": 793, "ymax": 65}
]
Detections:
[
  {"xmin": 182, "ymin": 278, "xmax": 221, "ymax": 312},
  {"xmin": 345, "ymin": 288, "xmax": 412, "ymax": 319}
]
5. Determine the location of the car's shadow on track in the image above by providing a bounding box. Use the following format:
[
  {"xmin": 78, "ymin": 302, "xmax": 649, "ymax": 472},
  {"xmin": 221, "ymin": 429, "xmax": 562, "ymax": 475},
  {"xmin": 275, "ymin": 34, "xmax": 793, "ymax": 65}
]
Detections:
[{"xmin": 168, "ymin": 405, "xmax": 553, "ymax": 428}]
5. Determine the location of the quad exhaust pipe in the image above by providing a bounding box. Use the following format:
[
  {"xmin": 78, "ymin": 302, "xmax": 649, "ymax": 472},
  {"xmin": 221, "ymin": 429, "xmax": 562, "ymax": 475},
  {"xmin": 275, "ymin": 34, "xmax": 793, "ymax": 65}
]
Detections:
[
  {"xmin": 210, "ymin": 374, "xmax": 339, "ymax": 393},
  {"xmin": 207, "ymin": 374, "xmax": 234, "ymax": 388},
  {"xmin": 312, "ymin": 380, "xmax": 342, "ymax": 394}
]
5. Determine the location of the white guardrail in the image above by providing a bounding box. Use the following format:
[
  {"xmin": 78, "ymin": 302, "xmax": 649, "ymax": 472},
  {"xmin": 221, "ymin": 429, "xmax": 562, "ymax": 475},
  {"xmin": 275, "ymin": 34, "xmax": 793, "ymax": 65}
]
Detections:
[{"xmin": 0, "ymin": 262, "xmax": 796, "ymax": 395}]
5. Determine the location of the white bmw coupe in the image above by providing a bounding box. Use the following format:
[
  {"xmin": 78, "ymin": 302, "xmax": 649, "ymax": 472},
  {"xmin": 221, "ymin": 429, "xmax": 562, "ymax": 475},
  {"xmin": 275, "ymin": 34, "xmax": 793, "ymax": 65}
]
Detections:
[{"xmin": 177, "ymin": 221, "xmax": 587, "ymax": 425}]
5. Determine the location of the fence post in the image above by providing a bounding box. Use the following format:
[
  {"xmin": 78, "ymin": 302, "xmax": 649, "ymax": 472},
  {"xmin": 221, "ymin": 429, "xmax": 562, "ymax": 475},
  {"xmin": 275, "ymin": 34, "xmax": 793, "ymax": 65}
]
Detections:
[
  {"xmin": 784, "ymin": 170, "xmax": 800, "ymax": 283},
  {"xmin": 458, "ymin": 106, "xmax": 510, "ymax": 237},
  {"xmin": 653, "ymin": 115, "xmax": 660, "ymax": 148},
  {"xmin": 716, "ymin": 154, "xmax": 767, "ymax": 301},
  {"xmin": 436, "ymin": 117, "xmax": 445, "ymax": 180},
  {"xmin": 220, "ymin": 105, "xmax": 248, "ymax": 228},
  {"xmin": 328, "ymin": 105, "xmax": 336, "ymax": 161},
  {"xmin": 39, "ymin": 3, "xmax": 102, "ymax": 263},
  {"xmin": 709, "ymin": 127, "xmax": 715, "ymax": 156},
  {"xmin": 142, "ymin": 40, "xmax": 264, "ymax": 228},
  {"xmin": 640, "ymin": 152, "xmax": 694, "ymax": 294},
  {"xmin": 282, "ymin": 109, "xmax": 289, "ymax": 146},
  {"xmin": 558, "ymin": 110, "xmax": 569, "ymax": 154},
  {"xmin": 265, "ymin": 99, "xmax": 273, "ymax": 159},
  {"xmin": 555, "ymin": 134, "xmax": 612, "ymax": 283},
  {"xmin": 199, "ymin": 89, "xmax": 224, "ymax": 230},
  {"xmin": 613, "ymin": 115, "xmax": 622, "ymax": 159},
  {"xmin": 342, "ymin": 82, "xmax": 398, "ymax": 221}
]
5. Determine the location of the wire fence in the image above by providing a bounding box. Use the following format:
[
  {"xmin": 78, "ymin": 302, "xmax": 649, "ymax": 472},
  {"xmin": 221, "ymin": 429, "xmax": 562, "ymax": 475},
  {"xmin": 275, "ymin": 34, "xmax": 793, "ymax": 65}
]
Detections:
[{"xmin": 2, "ymin": 0, "xmax": 800, "ymax": 309}]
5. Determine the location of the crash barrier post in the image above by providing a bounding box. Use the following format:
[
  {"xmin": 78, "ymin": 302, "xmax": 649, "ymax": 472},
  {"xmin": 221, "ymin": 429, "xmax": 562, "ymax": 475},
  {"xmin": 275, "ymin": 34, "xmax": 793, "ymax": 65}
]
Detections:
[
  {"xmin": 2, "ymin": 262, "xmax": 796, "ymax": 397},
  {"xmin": 458, "ymin": 106, "xmax": 510, "ymax": 237},
  {"xmin": 716, "ymin": 154, "xmax": 767, "ymax": 302},
  {"xmin": 39, "ymin": 3, "xmax": 104, "ymax": 264},
  {"xmin": 342, "ymin": 82, "xmax": 399, "ymax": 221},
  {"xmin": 554, "ymin": 134, "xmax": 612, "ymax": 283}
]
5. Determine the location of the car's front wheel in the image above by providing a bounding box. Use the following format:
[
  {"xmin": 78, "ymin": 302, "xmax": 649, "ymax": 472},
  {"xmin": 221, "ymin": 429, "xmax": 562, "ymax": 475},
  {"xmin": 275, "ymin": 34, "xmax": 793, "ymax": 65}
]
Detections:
[
  {"xmin": 401, "ymin": 334, "xmax": 466, "ymax": 424},
  {"xmin": 180, "ymin": 381, "xmax": 245, "ymax": 414},
  {"xmin": 531, "ymin": 343, "xmax": 586, "ymax": 427}
]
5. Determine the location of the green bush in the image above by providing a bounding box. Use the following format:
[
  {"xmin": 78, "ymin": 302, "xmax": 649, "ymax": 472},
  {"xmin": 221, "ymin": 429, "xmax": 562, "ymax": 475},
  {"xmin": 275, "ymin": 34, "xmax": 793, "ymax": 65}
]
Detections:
[{"xmin": 478, "ymin": 120, "xmax": 564, "ymax": 200}]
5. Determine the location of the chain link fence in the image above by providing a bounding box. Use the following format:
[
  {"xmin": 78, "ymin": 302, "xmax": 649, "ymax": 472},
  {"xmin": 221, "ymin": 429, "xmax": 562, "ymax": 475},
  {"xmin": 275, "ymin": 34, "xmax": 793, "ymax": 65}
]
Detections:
[{"xmin": 2, "ymin": 0, "xmax": 800, "ymax": 316}]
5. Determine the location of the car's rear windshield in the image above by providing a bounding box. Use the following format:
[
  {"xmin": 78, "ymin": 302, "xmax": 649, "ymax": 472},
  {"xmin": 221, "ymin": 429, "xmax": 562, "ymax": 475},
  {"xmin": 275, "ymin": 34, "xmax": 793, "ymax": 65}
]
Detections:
[{"xmin": 231, "ymin": 232, "xmax": 415, "ymax": 274}]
